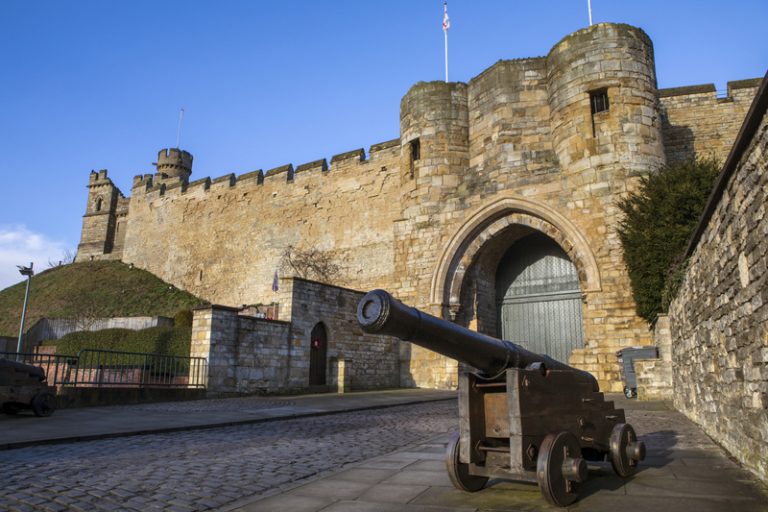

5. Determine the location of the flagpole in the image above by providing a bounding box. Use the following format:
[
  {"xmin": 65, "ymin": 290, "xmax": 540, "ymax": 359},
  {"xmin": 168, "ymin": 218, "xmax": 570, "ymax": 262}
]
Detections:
[
  {"xmin": 443, "ymin": 1, "xmax": 450, "ymax": 82},
  {"xmin": 444, "ymin": 26, "xmax": 449, "ymax": 82},
  {"xmin": 588, "ymin": 0, "xmax": 593, "ymax": 26},
  {"xmin": 176, "ymin": 108, "xmax": 185, "ymax": 148}
]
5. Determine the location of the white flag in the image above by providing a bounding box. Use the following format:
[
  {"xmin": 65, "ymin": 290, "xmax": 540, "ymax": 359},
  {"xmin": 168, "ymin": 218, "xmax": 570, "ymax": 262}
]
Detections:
[{"xmin": 443, "ymin": 1, "xmax": 450, "ymax": 31}]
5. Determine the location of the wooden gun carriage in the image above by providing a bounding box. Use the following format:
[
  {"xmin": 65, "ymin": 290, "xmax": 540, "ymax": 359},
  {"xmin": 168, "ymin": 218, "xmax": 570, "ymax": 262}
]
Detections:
[{"xmin": 357, "ymin": 289, "xmax": 645, "ymax": 506}]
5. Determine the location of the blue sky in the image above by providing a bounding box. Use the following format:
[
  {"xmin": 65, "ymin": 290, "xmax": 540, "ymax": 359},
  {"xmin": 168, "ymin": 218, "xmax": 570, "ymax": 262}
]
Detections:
[{"xmin": 0, "ymin": 0, "xmax": 766, "ymax": 289}]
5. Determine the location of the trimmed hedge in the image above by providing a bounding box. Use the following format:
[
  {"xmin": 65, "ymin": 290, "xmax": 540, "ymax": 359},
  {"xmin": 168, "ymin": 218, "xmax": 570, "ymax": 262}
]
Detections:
[
  {"xmin": 618, "ymin": 158, "xmax": 720, "ymax": 322},
  {"xmin": 43, "ymin": 325, "xmax": 192, "ymax": 358}
]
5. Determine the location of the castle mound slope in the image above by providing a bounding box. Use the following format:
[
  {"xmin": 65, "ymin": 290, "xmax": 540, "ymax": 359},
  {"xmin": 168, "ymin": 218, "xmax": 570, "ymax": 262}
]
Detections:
[{"xmin": 0, "ymin": 261, "xmax": 203, "ymax": 337}]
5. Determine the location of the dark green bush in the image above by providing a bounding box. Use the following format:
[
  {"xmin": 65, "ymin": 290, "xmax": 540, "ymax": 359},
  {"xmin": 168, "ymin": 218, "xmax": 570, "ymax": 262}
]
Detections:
[
  {"xmin": 618, "ymin": 158, "xmax": 720, "ymax": 322},
  {"xmin": 45, "ymin": 325, "xmax": 192, "ymax": 358}
]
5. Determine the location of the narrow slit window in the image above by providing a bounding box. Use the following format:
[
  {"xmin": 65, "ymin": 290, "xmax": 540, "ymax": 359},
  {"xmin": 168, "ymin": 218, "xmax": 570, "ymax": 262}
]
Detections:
[
  {"xmin": 410, "ymin": 138, "xmax": 421, "ymax": 161},
  {"xmin": 95, "ymin": 197, "xmax": 103, "ymax": 212},
  {"xmin": 590, "ymin": 89, "xmax": 609, "ymax": 114}
]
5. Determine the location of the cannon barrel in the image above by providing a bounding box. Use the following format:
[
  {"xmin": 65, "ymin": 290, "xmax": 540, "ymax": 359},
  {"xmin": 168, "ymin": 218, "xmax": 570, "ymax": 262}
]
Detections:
[{"xmin": 357, "ymin": 289, "xmax": 598, "ymax": 390}]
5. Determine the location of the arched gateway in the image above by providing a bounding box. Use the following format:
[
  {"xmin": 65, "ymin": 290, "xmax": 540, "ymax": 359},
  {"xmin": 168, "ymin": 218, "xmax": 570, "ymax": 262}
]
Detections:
[{"xmin": 431, "ymin": 195, "xmax": 600, "ymax": 363}]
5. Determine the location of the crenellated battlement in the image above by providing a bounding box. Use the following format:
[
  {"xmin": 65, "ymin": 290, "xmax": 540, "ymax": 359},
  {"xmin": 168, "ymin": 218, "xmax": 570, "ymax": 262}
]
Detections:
[
  {"xmin": 124, "ymin": 137, "xmax": 401, "ymax": 206},
  {"xmin": 294, "ymin": 159, "xmax": 328, "ymax": 177}
]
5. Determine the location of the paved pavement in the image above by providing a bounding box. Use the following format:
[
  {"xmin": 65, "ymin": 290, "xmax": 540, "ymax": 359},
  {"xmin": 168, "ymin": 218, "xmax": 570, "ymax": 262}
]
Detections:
[
  {"xmin": 0, "ymin": 388, "xmax": 455, "ymax": 449},
  {"xmin": 1, "ymin": 391, "xmax": 766, "ymax": 512},
  {"xmin": 230, "ymin": 398, "xmax": 768, "ymax": 512}
]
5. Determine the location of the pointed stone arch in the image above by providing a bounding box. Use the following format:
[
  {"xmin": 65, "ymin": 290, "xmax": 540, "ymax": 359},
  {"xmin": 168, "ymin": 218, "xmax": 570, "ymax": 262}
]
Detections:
[{"xmin": 430, "ymin": 194, "xmax": 601, "ymax": 319}]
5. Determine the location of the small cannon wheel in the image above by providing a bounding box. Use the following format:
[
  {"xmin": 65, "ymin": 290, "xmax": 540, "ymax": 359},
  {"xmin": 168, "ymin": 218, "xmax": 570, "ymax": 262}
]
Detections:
[
  {"xmin": 31, "ymin": 392, "xmax": 56, "ymax": 417},
  {"xmin": 610, "ymin": 423, "xmax": 645, "ymax": 477},
  {"xmin": 445, "ymin": 431, "xmax": 488, "ymax": 492},
  {"xmin": 537, "ymin": 431, "xmax": 586, "ymax": 507}
]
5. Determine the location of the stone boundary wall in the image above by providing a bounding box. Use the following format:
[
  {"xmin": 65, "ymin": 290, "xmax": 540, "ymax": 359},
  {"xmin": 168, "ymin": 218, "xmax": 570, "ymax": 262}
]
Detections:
[
  {"xmin": 668, "ymin": 78, "xmax": 768, "ymax": 483},
  {"xmin": 191, "ymin": 278, "xmax": 399, "ymax": 394},
  {"xmin": 0, "ymin": 336, "xmax": 15, "ymax": 353},
  {"xmin": 24, "ymin": 316, "xmax": 174, "ymax": 346}
]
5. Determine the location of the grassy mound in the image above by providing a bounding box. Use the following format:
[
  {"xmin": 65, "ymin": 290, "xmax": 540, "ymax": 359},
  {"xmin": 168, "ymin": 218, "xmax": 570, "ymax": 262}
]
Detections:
[{"xmin": 0, "ymin": 260, "xmax": 203, "ymax": 337}]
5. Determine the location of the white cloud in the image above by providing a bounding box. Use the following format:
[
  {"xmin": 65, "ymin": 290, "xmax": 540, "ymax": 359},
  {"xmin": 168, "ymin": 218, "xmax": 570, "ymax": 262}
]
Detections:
[{"xmin": 0, "ymin": 225, "xmax": 71, "ymax": 291}]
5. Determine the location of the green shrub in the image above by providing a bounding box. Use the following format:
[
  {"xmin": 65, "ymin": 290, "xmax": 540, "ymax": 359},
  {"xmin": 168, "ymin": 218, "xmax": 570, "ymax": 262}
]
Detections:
[
  {"xmin": 48, "ymin": 325, "xmax": 192, "ymax": 359},
  {"xmin": 618, "ymin": 158, "xmax": 720, "ymax": 322}
]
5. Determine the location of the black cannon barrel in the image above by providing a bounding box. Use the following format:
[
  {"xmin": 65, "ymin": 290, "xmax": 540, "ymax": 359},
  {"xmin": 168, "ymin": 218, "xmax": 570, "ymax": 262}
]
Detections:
[{"xmin": 357, "ymin": 289, "xmax": 598, "ymax": 390}]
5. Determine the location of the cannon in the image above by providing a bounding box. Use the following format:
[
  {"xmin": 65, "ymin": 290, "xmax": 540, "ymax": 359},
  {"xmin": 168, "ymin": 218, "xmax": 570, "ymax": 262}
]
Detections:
[
  {"xmin": 0, "ymin": 358, "xmax": 57, "ymax": 417},
  {"xmin": 357, "ymin": 289, "xmax": 645, "ymax": 507}
]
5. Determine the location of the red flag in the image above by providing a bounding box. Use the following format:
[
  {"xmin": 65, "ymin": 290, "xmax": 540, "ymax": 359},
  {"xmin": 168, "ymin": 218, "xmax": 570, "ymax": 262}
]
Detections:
[{"xmin": 443, "ymin": 1, "xmax": 450, "ymax": 31}]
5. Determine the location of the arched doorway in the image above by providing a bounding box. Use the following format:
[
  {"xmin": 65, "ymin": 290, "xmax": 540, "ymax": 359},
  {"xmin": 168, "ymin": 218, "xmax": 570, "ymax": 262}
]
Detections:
[
  {"xmin": 496, "ymin": 232, "xmax": 584, "ymax": 363},
  {"xmin": 309, "ymin": 323, "xmax": 328, "ymax": 386}
]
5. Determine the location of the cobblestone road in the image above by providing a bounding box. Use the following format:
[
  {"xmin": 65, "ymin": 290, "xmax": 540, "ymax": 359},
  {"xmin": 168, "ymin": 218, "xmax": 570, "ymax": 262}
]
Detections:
[{"xmin": 1, "ymin": 401, "xmax": 457, "ymax": 512}]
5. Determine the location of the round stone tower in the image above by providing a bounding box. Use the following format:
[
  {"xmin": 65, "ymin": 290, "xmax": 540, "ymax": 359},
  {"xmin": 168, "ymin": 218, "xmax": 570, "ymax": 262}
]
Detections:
[
  {"xmin": 399, "ymin": 81, "xmax": 469, "ymax": 198},
  {"xmin": 546, "ymin": 23, "xmax": 665, "ymax": 176},
  {"xmin": 395, "ymin": 81, "xmax": 469, "ymax": 388},
  {"xmin": 155, "ymin": 148, "xmax": 193, "ymax": 182}
]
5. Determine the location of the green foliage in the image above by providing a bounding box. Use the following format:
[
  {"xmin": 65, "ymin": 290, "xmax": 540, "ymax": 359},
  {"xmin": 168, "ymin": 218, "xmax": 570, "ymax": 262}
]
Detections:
[
  {"xmin": 174, "ymin": 309, "xmax": 193, "ymax": 327},
  {"xmin": 42, "ymin": 325, "xmax": 192, "ymax": 359},
  {"xmin": 0, "ymin": 260, "xmax": 202, "ymax": 336},
  {"xmin": 618, "ymin": 158, "xmax": 720, "ymax": 322}
]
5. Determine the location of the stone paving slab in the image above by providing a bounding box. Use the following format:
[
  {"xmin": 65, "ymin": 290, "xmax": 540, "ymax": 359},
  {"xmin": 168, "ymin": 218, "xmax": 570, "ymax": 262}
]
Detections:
[
  {"xmin": 0, "ymin": 388, "xmax": 456, "ymax": 449},
  {"xmin": 230, "ymin": 397, "xmax": 768, "ymax": 512}
]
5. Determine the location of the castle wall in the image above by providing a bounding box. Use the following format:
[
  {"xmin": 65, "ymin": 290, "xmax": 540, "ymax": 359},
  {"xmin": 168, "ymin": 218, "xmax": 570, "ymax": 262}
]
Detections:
[
  {"xmin": 121, "ymin": 143, "xmax": 402, "ymax": 306},
  {"xmin": 660, "ymin": 79, "xmax": 762, "ymax": 165},
  {"xmin": 668, "ymin": 82, "xmax": 768, "ymax": 483}
]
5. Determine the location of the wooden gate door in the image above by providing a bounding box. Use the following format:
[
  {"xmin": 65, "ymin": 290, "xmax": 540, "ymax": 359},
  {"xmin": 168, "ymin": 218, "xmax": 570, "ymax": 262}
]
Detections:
[
  {"xmin": 309, "ymin": 323, "xmax": 328, "ymax": 386},
  {"xmin": 496, "ymin": 232, "xmax": 584, "ymax": 364}
]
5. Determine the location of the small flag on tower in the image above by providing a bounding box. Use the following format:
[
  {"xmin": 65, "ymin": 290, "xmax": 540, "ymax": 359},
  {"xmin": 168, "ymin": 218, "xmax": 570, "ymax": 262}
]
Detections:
[
  {"xmin": 272, "ymin": 269, "xmax": 279, "ymax": 292},
  {"xmin": 443, "ymin": 1, "xmax": 450, "ymax": 31}
]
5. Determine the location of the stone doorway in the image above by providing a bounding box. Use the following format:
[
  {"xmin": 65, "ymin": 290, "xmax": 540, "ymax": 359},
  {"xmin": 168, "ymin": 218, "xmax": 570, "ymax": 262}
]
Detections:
[
  {"xmin": 309, "ymin": 322, "xmax": 328, "ymax": 386},
  {"xmin": 495, "ymin": 232, "xmax": 584, "ymax": 363}
]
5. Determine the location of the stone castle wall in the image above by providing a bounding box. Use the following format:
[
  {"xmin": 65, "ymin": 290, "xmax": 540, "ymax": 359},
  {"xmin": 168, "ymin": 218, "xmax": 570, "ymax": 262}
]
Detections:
[
  {"xmin": 78, "ymin": 23, "xmax": 760, "ymax": 392},
  {"xmin": 668, "ymin": 84, "xmax": 768, "ymax": 483},
  {"xmin": 660, "ymin": 79, "xmax": 762, "ymax": 165},
  {"xmin": 122, "ymin": 142, "xmax": 402, "ymax": 306}
]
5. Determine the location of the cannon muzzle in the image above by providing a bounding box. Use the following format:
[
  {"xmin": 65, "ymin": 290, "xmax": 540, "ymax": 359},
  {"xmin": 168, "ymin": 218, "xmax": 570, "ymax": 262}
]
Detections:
[{"xmin": 357, "ymin": 289, "xmax": 597, "ymax": 390}]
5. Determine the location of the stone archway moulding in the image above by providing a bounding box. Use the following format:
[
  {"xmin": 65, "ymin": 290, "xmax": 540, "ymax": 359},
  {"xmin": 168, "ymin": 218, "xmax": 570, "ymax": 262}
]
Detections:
[{"xmin": 429, "ymin": 194, "xmax": 602, "ymax": 309}]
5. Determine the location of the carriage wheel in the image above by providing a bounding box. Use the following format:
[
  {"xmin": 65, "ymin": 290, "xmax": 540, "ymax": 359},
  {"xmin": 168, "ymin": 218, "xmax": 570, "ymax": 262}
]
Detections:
[
  {"xmin": 445, "ymin": 431, "xmax": 488, "ymax": 492},
  {"xmin": 31, "ymin": 392, "xmax": 56, "ymax": 417},
  {"xmin": 537, "ymin": 431, "xmax": 587, "ymax": 507},
  {"xmin": 610, "ymin": 423, "xmax": 645, "ymax": 477}
]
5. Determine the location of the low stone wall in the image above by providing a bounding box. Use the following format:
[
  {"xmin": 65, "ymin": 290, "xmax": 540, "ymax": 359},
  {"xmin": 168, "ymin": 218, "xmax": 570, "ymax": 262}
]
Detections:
[
  {"xmin": 0, "ymin": 336, "xmax": 16, "ymax": 353},
  {"xmin": 191, "ymin": 278, "xmax": 399, "ymax": 394},
  {"xmin": 56, "ymin": 387, "xmax": 206, "ymax": 408},
  {"xmin": 668, "ymin": 84, "xmax": 768, "ymax": 483},
  {"xmin": 24, "ymin": 316, "xmax": 174, "ymax": 346},
  {"xmin": 635, "ymin": 315, "xmax": 673, "ymax": 401}
]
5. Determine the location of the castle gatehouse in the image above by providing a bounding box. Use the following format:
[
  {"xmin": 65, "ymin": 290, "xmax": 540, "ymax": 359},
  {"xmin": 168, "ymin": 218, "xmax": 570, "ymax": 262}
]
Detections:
[{"xmin": 76, "ymin": 23, "xmax": 761, "ymax": 393}]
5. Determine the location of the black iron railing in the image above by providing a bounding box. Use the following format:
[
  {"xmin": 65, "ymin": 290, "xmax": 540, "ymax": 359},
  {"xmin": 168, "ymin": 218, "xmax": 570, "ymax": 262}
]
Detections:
[{"xmin": 0, "ymin": 350, "xmax": 207, "ymax": 389}]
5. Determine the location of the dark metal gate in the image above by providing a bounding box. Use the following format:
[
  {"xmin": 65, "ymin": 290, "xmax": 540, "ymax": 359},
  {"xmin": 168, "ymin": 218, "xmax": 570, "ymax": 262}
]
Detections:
[
  {"xmin": 309, "ymin": 323, "xmax": 327, "ymax": 386},
  {"xmin": 496, "ymin": 232, "xmax": 584, "ymax": 363}
]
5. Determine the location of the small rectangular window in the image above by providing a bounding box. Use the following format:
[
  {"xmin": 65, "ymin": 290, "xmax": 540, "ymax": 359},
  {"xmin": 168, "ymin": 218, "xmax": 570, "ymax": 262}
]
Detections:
[{"xmin": 590, "ymin": 89, "xmax": 609, "ymax": 114}]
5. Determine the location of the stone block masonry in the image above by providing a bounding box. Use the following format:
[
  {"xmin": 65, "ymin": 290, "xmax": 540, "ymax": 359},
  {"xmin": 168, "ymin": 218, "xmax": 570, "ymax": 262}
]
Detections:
[
  {"xmin": 191, "ymin": 277, "xmax": 398, "ymax": 394},
  {"xmin": 668, "ymin": 75, "xmax": 768, "ymax": 484}
]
